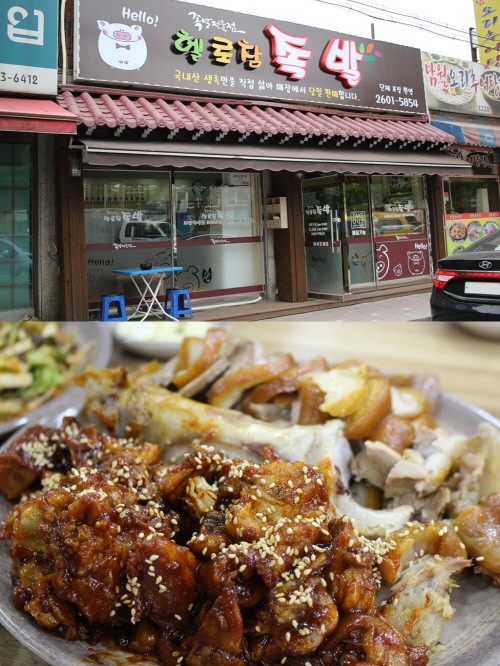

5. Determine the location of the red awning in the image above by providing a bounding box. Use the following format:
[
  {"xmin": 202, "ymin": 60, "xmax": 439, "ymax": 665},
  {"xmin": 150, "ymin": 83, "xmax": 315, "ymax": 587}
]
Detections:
[
  {"xmin": 0, "ymin": 97, "xmax": 77, "ymax": 134},
  {"xmin": 57, "ymin": 89, "xmax": 456, "ymax": 149}
]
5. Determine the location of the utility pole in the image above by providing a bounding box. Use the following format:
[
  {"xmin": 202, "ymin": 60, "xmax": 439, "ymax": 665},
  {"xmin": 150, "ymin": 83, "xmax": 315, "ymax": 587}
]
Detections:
[{"xmin": 469, "ymin": 27, "xmax": 478, "ymax": 62}]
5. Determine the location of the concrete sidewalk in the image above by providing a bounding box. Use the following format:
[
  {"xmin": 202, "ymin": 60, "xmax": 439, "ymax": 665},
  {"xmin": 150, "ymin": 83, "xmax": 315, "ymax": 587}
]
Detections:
[
  {"xmin": 193, "ymin": 289, "xmax": 433, "ymax": 322},
  {"xmin": 267, "ymin": 292, "xmax": 432, "ymax": 321}
]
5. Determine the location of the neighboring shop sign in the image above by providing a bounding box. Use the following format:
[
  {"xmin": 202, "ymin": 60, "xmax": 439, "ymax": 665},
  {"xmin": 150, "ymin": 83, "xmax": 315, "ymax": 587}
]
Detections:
[
  {"xmin": 448, "ymin": 148, "xmax": 494, "ymax": 174},
  {"xmin": 445, "ymin": 211, "xmax": 500, "ymax": 254},
  {"xmin": 75, "ymin": 0, "xmax": 427, "ymax": 113},
  {"xmin": 474, "ymin": 0, "xmax": 500, "ymax": 67},
  {"xmin": 0, "ymin": 0, "xmax": 59, "ymax": 94},
  {"xmin": 422, "ymin": 52, "xmax": 500, "ymax": 117}
]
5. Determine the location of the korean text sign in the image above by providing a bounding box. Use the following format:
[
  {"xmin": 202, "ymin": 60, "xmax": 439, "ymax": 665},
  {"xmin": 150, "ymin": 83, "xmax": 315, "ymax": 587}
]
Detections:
[
  {"xmin": 74, "ymin": 0, "xmax": 426, "ymax": 114},
  {"xmin": 0, "ymin": 0, "xmax": 59, "ymax": 94},
  {"xmin": 474, "ymin": 0, "xmax": 500, "ymax": 67},
  {"xmin": 421, "ymin": 52, "xmax": 500, "ymax": 118}
]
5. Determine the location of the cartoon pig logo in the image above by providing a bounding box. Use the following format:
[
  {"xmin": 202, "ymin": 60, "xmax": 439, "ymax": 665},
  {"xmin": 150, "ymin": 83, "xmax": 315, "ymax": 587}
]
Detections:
[
  {"xmin": 97, "ymin": 20, "xmax": 147, "ymax": 70},
  {"xmin": 376, "ymin": 244, "xmax": 390, "ymax": 280},
  {"xmin": 407, "ymin": 250, "xmax": 425, "ymax": 275}
]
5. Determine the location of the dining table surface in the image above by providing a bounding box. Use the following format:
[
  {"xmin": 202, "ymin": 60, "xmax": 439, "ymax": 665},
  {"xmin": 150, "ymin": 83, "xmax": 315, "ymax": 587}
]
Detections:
[{"xmin": 0, "ymin": 320, "xmax": 499, "ymax": 666}]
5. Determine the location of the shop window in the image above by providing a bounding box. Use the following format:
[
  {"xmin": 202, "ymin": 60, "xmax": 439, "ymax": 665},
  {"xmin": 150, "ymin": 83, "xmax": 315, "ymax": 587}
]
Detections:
[
  {"xmin": 302, "ymin": 173, "xmax": 430, "ymax": 296},
  {"xmin": 444, "ymin": 177, "xmax": 498, "ymax": 215},
  {"xmin": 0, "ymin": 143, "xmax": 33, "ymax": 315},
  {"xmin": 443, "ymin": 177, "xmax": 500, "ymax": 255},
  {"xmin": 174, "ymin": 172, "xmax": 264, "ymax": 298},
  {"xmin": 370, "ymin": 175, "xmax": 426, "ymax": 236},
  {"xmin": 83, "ymin": 173, "xmax": 172, "ymax": 310}
]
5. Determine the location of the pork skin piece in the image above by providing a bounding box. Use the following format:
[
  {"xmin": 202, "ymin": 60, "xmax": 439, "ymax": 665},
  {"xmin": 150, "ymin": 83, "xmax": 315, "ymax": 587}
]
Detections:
[{"xmin": 455, "ymin": 492, "xmax": 500, "ymax": 585}]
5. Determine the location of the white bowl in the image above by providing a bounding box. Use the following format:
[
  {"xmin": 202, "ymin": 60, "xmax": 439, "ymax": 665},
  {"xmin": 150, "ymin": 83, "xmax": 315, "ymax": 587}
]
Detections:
[{"xmin": 113, "ymin": 321, "xmax": 231, "ymax": 359}]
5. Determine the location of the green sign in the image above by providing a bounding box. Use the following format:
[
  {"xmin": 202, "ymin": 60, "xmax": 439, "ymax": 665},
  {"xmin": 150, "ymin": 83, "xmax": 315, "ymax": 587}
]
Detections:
[{"xmin": 0, "ymin": 1, "xmax": 59, "ymax": 94}]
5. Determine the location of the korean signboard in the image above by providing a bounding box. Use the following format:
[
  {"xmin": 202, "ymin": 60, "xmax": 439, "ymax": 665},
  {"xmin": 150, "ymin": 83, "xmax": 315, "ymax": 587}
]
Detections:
[
  {"xmin": 74, "ymin": 0, "xmax": 427, "ymax": 114},
  {"xmin": 421, "ymin": 52, "xmax": 500, "ymax": 118},
  {"xmin": 0, "ymin": 0, "xmax": 59, "ymax": 94},
  {"xmin": 474, "ymin": 0, "xmax": 500, "ymax": 67}
]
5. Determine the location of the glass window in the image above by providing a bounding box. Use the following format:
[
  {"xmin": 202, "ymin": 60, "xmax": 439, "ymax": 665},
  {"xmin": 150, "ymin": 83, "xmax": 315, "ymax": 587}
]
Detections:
[
  {"xmin": 83, "ymin": 173, "xmax": 172, "ymax": 309},
  {"xmin": 444, "ymin": 177, "xmax": 498, "ymax": 215},
  {"xmin": 371, "ymin": 175, "xmax": 426, "ymax": 236},
  {"xmin": 175, "ymin": 172, "xmax": 260, "ymax": 240},
  {"xmin": 174, "ymin": 172, "xmax": 264, "ymax": 297},
  {"xmin": 0, "ymin": 142, "xmax": 33, "ymax": 314},
  {"xmin": 443, "ymin": 178, "xmax": 500, "ymax": 255},
  {"xmin": 301, "ymin": 173, "xmax": 430, "ymax": 296}
]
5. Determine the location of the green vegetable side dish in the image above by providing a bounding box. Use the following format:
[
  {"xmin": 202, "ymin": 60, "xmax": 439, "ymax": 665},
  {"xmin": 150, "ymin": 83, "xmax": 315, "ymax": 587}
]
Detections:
[{"xmin": 0, "ymin": 323, "xmax": 88, "ymax": 422}]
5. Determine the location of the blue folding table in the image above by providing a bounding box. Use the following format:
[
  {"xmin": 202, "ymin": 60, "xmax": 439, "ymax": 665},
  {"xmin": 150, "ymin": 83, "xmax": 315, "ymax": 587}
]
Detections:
[{"xmin": 112, "ymin": 266, "xmax": 183, "ymax": 322}]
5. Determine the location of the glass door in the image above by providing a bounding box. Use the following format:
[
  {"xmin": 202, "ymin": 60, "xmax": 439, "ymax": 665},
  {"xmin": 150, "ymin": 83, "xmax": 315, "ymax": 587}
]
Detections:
[
  {"xmin": 302, "ymin": 176, "xmax": 345, "ymax": 296},
  {"xmin": 344, "ymin": 175, "xmax": 376, "ymax": 288}
]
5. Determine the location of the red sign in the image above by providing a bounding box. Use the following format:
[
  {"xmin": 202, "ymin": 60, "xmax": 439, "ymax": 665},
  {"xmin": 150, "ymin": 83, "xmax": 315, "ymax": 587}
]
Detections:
[{"xmin": 375, "ymin": 234, "xmax": 430, "ymax": 281}]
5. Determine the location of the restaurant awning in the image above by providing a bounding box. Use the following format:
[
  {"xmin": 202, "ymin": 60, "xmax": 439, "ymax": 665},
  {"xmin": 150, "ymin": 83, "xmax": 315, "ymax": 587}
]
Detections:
[
  {"xmin": 81, "ymin": 138, "xmax": 472, "ymax": 175},
  {"xmin": 431, "ymin": 118, "xmax": 500, "ymax": 148},
  {"xmin": 0, "ymin": 97, "xmax": 77, "ymax": 134},
  {"xmin": 58, "ymin": 89, "xmax": 457, "ymax": 149}
]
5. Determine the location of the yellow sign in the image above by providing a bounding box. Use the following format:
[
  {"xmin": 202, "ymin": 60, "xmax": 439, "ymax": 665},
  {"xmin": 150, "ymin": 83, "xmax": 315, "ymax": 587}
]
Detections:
[{"xmin": 474, "ymin": 0, "xmax": 500, "ymax": 67}]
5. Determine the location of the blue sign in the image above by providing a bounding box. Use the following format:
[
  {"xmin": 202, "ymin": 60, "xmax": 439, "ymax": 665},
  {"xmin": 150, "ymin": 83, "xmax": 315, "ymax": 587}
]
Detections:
[{"xmin": 0, "ymin": 1, "xmax": 59, "ymax": 94}]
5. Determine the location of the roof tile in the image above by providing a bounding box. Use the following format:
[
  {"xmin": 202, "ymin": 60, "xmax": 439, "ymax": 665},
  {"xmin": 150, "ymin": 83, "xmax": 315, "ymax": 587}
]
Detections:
[{"xmin": 57, "ymin": 90, "xmax": 457, "ymax": 147}]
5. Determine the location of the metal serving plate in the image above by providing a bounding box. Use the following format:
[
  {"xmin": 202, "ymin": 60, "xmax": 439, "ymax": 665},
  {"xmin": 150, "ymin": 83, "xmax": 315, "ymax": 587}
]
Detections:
[{"xmin": 0, "ymin": 391, "xmax": 499, "ymax": 666}]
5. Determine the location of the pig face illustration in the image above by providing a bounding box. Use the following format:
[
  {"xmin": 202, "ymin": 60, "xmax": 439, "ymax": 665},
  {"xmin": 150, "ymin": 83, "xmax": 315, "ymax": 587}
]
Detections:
[
  {"xmin": 407, "ymin": 250, "xmax": 425, "ymax": 275},
  {"xmin": 97, "ymin": 20, "xmax": 147, "ymax": 70}
]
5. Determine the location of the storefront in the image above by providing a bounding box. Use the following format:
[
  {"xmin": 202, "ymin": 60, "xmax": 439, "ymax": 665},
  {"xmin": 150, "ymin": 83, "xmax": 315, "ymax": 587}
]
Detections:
[
  {"xmin": 303, "ymin": 173, "xmax": 429, "ymax": 295},
  {"xmin": 422, "ymin": 53, "xmax": 500, "ymax": 259},
  {"xmin": 83, "ymin": 169, "xmax": 264, "ymax": 310},
  {"xmin": 54, "ymin": 0, "xmax": 473, "ymax": 318}
]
